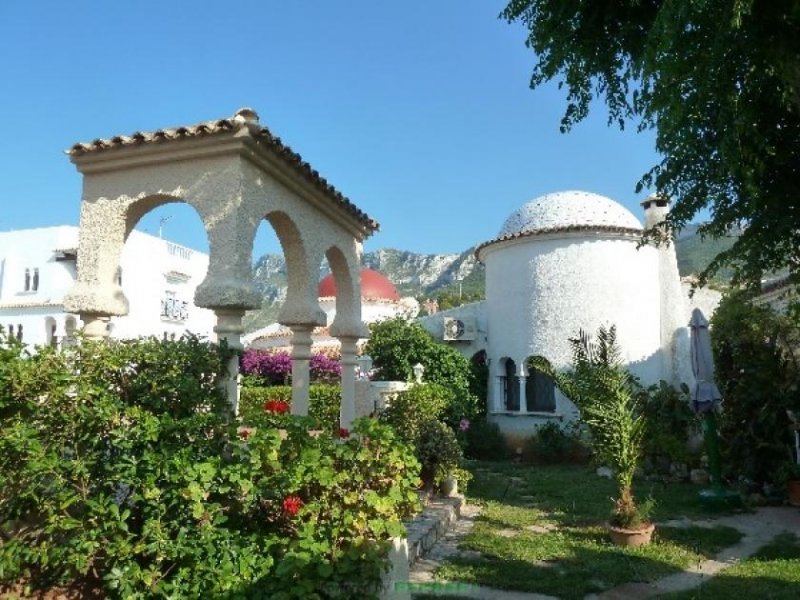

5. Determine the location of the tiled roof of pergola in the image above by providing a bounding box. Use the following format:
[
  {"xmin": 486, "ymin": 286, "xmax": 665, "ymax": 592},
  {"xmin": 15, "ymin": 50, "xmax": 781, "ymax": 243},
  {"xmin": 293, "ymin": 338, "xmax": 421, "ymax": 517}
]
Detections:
[{"xmin": 67, "ymin": 108, "xmax": 379, "ymax": 233}]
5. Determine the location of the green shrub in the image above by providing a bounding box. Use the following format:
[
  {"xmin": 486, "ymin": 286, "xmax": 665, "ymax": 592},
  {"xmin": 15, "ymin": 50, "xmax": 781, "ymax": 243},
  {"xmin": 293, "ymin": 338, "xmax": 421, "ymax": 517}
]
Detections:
[
  {"xmin": 416, "ymin": 420, "xmax": 465, "ymax": 489},
  {"xmin": 0, "ymin": 334, "xmax": 420, "ymax": 599},
  {"xmin": 378, "ymin": 383, "xmax": 449, "ymax": 443},
  {"xmin": 641, "ymin": 381, "xmax": 699, "ymax": 466},
  {"xmin": 365, "ymin": 318, "xmax": 480, "ymax": 427},
  {"xmin": 711, "ymin": 291, "xmax": 800, "ymax": 485},
  {"xmin": 463, "ymin": 419, "xmax": 510, "ymax": 460},
  {"xmin": 239, "ymin": 384, "xmax": 342, "ymax": 433},
  {"xmin": 524, "ymin": 421, "xmax": 581, "ymax": 464}
]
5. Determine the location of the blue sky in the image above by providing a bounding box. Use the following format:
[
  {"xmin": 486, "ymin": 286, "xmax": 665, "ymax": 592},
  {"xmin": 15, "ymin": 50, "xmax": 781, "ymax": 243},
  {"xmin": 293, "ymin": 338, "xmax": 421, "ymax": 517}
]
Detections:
[{"xmin": 0, "ymin": 1, "xmax": 661, "ymax": 257}]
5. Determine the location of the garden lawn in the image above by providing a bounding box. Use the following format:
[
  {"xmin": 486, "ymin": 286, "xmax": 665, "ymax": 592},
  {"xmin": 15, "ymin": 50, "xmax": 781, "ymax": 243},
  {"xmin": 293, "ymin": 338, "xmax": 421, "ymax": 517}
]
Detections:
[
  {"xmin": 658, "ymin": 533, "xmax": 800, "ymax": 599},
  {"xmin": 430, "ymin": 461, "xmax": 743, "ymax": 599}
]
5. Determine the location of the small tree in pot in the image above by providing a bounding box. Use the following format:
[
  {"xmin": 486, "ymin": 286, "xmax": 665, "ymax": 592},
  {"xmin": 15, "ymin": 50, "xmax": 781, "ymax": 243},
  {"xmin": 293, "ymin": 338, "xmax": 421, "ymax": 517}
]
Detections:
[{"xmin": 530, "ymin": 326, "xmax": 654, "ymax": 545}]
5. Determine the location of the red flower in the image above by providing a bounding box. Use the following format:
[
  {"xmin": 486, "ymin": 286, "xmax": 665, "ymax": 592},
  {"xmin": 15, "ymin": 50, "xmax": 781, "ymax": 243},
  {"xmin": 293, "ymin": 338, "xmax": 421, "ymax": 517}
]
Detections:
[
  {"xmin": 264, "ymin": 400, "xmax": 290, "ymax": 414},
  {"xmin": 282, "ymin": 495, "xmax": 303, "ymax": 516},
  {"xmin": 338, "ymin": 427, "xmax": 350, "ymax": 439},
  {"xmin": 238, "ymin": 427, "xmax": 254, "ymax": 440}
]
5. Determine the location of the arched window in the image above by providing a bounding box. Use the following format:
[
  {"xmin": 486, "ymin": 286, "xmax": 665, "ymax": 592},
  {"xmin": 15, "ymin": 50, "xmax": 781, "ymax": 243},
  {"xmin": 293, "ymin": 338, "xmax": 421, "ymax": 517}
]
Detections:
[
  {"xmin": 23, "ymin": 269, "xmax": 30, "ymax": 291},
  {"xmin": 503, "ymin": 358, "xmax": 520, "ymax": 411},
  {"xmin": 32, "ymin": 268, "xmax": 39, "ymax": 291},
  {"xmin": 525, "ymin": 364, "xmax": 556, "ymax": 412},
  {"xmin": 16, "ymin": 324, "xmax": 23, "ymax": 341}
]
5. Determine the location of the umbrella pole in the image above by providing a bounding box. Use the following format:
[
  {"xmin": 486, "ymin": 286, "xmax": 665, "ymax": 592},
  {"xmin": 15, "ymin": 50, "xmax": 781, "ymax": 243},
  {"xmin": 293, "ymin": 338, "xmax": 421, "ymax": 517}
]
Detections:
[{"xmin": 698, "ymin": 411, "xmax": 740, "ymax": 509}]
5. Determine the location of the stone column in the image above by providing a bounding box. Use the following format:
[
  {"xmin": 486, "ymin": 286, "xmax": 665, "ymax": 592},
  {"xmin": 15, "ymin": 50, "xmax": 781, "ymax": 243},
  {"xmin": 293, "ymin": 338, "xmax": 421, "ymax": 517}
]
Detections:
[
  {"xmin": 339, "ymin": 336, "xmax": 358, "ymax": 429},
  {"xmin": 518, "ymin": 372, "xmax": 527, "ymax": 414},
  {"xmin": 214, "ymin": 309, "xmax": 245, "ymax": 414},
  {"xmin": 290, "ymin": 324, "xmax": 314, "ymax": 416},
  {"xmin": 81, "ymin": 313, "xmax": 111, "ymax": 340}
]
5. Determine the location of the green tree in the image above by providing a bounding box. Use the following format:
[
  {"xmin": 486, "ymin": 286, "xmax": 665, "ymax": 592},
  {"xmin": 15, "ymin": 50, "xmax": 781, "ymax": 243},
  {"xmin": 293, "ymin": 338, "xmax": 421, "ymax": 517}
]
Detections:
[
  {"xmin": 711, "ymin": 291, "xmax": 800, "ymax": 484},
  {"xmin": 364, "ymin": 318, "xmax": 481, "ymax": 423},
  {"xmin": 502, "ymin": 1, "xmax": 800, "ymax": 286}
]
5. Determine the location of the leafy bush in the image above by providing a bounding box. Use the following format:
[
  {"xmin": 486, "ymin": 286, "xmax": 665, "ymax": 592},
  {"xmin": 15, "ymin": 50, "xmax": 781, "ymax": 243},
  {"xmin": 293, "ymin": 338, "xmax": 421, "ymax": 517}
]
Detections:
[
  {"xmin": 377, "ymin": 383, "xmax": 470, "ymax": 491},
  {"xmin": 524, "ymin": 421, "xmax": 588, "ymax": 465},
  {"xmin": 415, "ymin": 420, "xmax": 466, "ymax": 490},
  {"xmin": 239, "ymin": 384, "xmax": 342, "ymax": 433},
  {"xmin": 365, "ymin": 318, "xmax": 480, "ymax": 427},
  {"xmin": 0, "ymin": 335, "xmax": 419, "ymax": 599},
  {"xmin": 240, "ymin": 349, "xmax": 342, "ymax": 386},
  {"xmin": 711, "ymin": 291, "xmax": 800, "ymax": 485},
  {"xmin": 378, "ymin": 383, "xmax": 449, "ymax": 443},
  {"xmin": 463, "ymin": 419, "xmax": 510, "ymax": 460},
  {"xmin": 641, "ymin": 381, "xmax": 700, "ymax": 466}
]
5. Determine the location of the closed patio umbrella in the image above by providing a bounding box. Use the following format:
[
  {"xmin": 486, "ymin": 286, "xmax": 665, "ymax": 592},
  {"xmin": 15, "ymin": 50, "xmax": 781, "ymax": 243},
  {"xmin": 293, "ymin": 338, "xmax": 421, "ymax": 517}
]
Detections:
[
  {"xmin": 689, "ymin": 308, "xmax": 738, "ymax": 507},
  {"xmin": 689, "ymin": 309, "xmax": 722, "ymax": 413}
]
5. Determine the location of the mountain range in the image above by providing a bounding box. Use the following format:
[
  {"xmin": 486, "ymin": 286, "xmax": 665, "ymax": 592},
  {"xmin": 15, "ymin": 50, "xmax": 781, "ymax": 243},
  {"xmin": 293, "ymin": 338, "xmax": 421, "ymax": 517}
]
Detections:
[{"xmin": 242, "ymin": 226, "xmax": 735, "ymax": 332}]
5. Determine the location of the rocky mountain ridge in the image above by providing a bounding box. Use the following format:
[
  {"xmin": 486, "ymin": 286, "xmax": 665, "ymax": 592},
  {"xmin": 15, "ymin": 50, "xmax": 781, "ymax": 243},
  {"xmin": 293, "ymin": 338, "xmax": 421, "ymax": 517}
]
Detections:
[{"xmin": 243, "ymin": 227, "xmax": 733, "ymax": 332}]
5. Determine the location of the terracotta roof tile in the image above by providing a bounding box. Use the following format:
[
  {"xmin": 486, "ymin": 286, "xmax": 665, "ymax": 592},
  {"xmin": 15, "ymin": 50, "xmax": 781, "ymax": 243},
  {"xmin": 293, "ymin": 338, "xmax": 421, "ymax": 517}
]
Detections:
[{"xmin": 68, "ymin": 108, "xmax": 379, "ymax": 233}]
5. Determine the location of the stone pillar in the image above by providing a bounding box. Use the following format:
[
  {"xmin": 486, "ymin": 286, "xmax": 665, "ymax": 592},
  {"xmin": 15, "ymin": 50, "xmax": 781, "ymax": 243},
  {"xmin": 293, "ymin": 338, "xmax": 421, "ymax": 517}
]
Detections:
[
  {"xmin": 213, "ymin": 309, "xmax": 245, "ymax": 414},
  {"xmin": 518, "ymin": 372, "xmax": 527, "ymax": 414},
  {"xmin": 339, "ymin": 336, "xmax": 358, "ymax": 429},
  {"xmin": 290, "ymin": 324, "xmax": 314, "ymax": 416},
  {"xmin": 81, "ymin": 313, "xmax": 111, "ymax": 340}
]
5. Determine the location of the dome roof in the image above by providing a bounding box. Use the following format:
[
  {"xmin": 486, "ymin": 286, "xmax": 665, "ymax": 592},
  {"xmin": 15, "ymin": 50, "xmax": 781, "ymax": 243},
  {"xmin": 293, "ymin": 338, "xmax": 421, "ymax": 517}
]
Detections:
[
  {"xmin": 497, "ymin": 190, "xmax": 642, "ymax": 238},
  {"xmin": 318, "ymin": 268, "xmax": 400, "ymax": 301}
]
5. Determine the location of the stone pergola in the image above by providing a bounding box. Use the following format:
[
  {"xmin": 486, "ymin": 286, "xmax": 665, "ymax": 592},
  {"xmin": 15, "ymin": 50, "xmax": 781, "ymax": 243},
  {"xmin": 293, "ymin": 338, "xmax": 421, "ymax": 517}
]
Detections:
[{"xmin": 63, "ymin": 108, "xmax": 377, "ymax": 426}]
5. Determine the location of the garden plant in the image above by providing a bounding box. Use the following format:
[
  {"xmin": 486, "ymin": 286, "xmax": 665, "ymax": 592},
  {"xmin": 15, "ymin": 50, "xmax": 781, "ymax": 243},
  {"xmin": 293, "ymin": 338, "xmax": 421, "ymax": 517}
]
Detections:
[
  {"xmin": 530, "ymin": 326, "xmax": 653, "ymax": 535},
  {"xmin": 0, "ymin": 333, "xmax": 420, "ymax": 599}
]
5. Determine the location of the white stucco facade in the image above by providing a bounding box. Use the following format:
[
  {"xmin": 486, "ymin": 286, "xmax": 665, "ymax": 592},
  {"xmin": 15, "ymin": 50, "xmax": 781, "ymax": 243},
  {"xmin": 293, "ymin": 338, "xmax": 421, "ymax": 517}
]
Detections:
[
  {"xmin": 0, "ymin": 226, "xmax": 215, "ymax": 348},
  {"xmin": 419, "ymin": 191, "xmax": 693, "ymax": 443}
]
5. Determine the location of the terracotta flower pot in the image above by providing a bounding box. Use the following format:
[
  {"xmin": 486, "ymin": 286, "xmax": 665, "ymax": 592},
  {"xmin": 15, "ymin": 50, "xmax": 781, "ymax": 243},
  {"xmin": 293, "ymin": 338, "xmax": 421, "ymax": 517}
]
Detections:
[
  {"xmin": 788, "ymin": 480, "xmax": 800, "ymax": 507},
  {"xmin": 607, "ymin": 522, "xmax": 656, "ymax": 547}
]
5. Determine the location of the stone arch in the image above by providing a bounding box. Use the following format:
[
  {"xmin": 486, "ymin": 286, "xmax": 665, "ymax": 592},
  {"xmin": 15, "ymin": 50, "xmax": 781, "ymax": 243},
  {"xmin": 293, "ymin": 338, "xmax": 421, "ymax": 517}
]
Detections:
[
  {"xmin": 324, "ymin": 245, "xmax": 366, "ymax": 339},
  {"xmin": 63, "ymin": 108, "xmax": 378, "ymax": 413},
  {"xmin": 265, "ymin": 210, "xmax": 325, "ymax": 327}
]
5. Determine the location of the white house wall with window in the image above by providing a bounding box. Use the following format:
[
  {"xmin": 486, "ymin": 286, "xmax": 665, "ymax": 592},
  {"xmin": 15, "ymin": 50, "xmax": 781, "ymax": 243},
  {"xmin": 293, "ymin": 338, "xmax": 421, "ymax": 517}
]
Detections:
[
  {"xmin": 419, "ymin": 190, "xmax": 693, "ymax": 445},
  {"xmin": 0, "ymin": 226, "xmax": 215, "ymax": 347}
]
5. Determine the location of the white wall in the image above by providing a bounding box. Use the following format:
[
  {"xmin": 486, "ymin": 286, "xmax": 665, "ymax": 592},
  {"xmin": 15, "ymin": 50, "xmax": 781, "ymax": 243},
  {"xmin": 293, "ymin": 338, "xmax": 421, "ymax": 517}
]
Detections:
[
  {"xmin": 0, "ymin": 226, "xmax": 215, "ymax": 348},
  {"xmin": 485, "ymin": 233, "xmax": 663, "ymax": 375}
]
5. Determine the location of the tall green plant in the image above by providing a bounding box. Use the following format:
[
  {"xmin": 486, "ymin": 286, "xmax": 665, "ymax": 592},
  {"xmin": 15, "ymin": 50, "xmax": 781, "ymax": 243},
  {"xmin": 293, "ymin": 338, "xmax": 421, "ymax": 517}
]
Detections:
[
  {"xmin": 711, "ymin": 291, "xmax": 800, "ymax": 485},
  {"xmin": 529, "ymin": 326, "xmax": 649, "ymax": 527}
]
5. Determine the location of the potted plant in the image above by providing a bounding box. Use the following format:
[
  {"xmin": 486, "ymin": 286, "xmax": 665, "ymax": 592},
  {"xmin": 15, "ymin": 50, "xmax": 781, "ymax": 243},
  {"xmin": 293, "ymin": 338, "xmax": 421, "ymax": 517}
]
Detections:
[
  {"xmin": 416, "ymin": 419, "xmax": 470, "ymax": 496},
  {"xmin": 530, "ymin": 326, "xmax": 655, "ymax": 546}
]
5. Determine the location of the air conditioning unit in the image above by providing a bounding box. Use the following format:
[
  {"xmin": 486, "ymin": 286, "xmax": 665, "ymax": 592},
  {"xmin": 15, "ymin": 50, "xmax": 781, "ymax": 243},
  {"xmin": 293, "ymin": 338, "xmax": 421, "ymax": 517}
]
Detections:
[{"xmin": 443, "ymin": 317, "xmax": 476, "ymax": 341}]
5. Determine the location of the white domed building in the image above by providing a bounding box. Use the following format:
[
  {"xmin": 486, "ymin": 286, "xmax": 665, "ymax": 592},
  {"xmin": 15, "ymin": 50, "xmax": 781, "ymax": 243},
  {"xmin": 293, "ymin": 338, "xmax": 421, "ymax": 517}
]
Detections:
[{"xmin": 420, "ymin": 190, "xmax": 693, "ymax": 441}]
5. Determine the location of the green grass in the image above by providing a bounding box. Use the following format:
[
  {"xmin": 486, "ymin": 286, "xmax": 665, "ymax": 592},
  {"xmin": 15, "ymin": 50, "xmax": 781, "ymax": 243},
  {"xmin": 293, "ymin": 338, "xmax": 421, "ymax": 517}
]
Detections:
[
  {"xmin": 428, "ymin": 461, "xmax": 745, "ymax": 599},
  {"xmin": 658, "ymin": 533, "xmax": 800, "ymax": 599}
]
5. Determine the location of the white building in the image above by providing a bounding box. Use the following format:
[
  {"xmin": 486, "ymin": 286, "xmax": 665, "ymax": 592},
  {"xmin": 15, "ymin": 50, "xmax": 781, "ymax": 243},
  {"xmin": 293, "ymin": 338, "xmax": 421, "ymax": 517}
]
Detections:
[
  {"xmin": 0, "ymin": 226, "xmax": 215, "ymax": 347},
  {"xmin": 419, "ymin": 190, "xmax": 695, "ymax": 443}
]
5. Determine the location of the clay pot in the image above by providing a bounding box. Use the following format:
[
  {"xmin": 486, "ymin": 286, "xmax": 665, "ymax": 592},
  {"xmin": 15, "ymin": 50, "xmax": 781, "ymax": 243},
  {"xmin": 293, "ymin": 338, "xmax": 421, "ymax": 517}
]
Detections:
[
  {"xmin": 607, "ymin": 522, "xmax": 656, "ymax": 547},
  {"xmin": 788, "ymin": 480, "xmax": 800, "ymax": 507},
  {"xmin": 441, "ymin": 476, "xmax": 458, "ymax": 497}
]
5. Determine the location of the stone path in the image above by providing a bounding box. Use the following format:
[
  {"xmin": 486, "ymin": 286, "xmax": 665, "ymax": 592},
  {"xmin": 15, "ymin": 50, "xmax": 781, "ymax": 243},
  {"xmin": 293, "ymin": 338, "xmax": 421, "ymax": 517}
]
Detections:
[{"xmin": 408, "ymin": 505, "xmax": 800, "ymax": 600}]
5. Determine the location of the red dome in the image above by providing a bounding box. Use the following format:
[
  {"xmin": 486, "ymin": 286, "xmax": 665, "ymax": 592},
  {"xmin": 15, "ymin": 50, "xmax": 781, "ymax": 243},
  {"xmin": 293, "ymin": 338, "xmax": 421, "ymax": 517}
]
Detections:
[{"xmin": 318, "ymin": 268, "xmax": 400, "ymax": 301}]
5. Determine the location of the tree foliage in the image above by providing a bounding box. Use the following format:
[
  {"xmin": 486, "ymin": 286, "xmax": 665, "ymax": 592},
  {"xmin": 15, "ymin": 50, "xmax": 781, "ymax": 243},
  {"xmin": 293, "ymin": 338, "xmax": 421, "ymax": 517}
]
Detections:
[
  {"xmin": 502, "ymin": 0, "xmax": 800, "ymax": 286},
  {"xmin": 710, "ymin": 292, "xmax": 800, "ymax": 484},
  {"xmin": 364, "ymin": 318, "xmax": 481, "ymax": 424}
]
